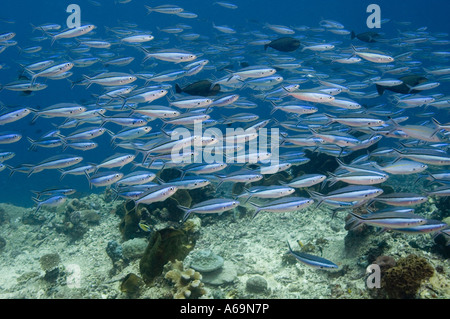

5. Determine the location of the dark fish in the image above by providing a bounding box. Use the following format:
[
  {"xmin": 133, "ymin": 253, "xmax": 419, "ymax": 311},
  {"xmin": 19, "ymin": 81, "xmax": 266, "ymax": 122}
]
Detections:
[
  {"xmin": 376, "ymin": 74, "xmax": 428, "ymax": 95},
  {"xmin": 264, "ymin": 37, "xmax": 301, "ymax": 52},
  {"xmin": 351, "ymin": 31, "xmax": 380, "ymax": 43},
  {"xmin": 175, "ymin": 80, "xmax": 221, "ymax": 97}
]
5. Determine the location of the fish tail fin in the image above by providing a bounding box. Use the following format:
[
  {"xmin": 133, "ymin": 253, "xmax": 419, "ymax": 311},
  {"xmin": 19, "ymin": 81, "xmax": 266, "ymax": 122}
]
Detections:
[
  {"xmin": 30, "ymin": 23, "xmax": 38, "ymax": 33},
  {"xmin": 215, "ymin": 178, "xmax": 224, "ymax": 189},
  {"xmin": 376, "ymin": 84, "xmax": 385, "ymax": 96},
  {"xmin": 269, "ymin": 101, "xmax": 278, "ymax": 115},
  {"xmin": 351, "ymin": 31, "xmax": 356, "ymax": 40},
  {"xmin": 8, "ymin": 166, "xmax": 18, "ymax": 177},
  {"xmin": 26, "ymin": 167, "xmax": 35, "ymax": 178},
  {"xmin": 286, "ymin": 240, "xmax": 295, "ymax": 254},
  {"xmin": 4, "ymin": 164, "xmax": 14, "ymax": 177},
  {"xmin": 248, "ymin": 202, "xmax": 261, "ymax": 219},
  {"xmin": 387, "ymin": 116, "xmax": 399, "ymax": 127},
  {"xmin": 345, "ymin": 212, "xmax": 365, "ymax": 231},
  {"xmin": 82, "ymin": 75, "xmax": 93, "ymax": 89},
  {"xmin": 324, "ymin": 172, "xmax": 336, "ymax": 188},
  {"xmin": 432, "ymin": 117, "xmax": 441, "ymax": 129},
  {"xmin": 306, "ymin": 190, "xmax": 324, "ymax": 208},
  {"xmin": 242, "ymin": 194, "xmax": 253, "ymax": 205},
  {"xmin": 62, "ymin": 141, "xmax": 69, "ymax": 152},
  {"xmin": 177, "ymin": 205, "xmax": 191, "ymax": 222},
  {"xmin": 413, "ymin": 173, "xmax": 428, "ymax": 185},
  {"xmin": 26, "ymin": 137, "xmax": 36, "ymax": 151},
  {"xmin": 59, "ymin": 170, "xmax": 67, "ymax": 181},
  {"xmin": 335, "ymin": 158, "xmax": 347, "ymax": 170},
  {"xmin": 323, "ymin": 113, "xmax": 335, "ymax": 126},
  {"xmin": 84, "ymin": 169, "xmax": 93, "ymax": 188},
  {"xmin": 175, "ymin": 83, "xmax": 182, "ymax": 94},
  {"xmin": 144, "ymin": 5, "xmax": 153, "ymax": 14}
]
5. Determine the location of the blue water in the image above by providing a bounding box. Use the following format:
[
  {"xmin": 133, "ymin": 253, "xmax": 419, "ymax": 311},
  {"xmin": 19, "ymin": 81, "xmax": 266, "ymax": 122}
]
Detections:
[{"xmin": 0, "ymin": 0, "xmax": 450, "ymax": 207}]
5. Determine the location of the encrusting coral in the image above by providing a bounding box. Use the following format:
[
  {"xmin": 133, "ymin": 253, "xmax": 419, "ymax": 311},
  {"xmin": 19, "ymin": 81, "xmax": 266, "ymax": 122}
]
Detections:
[{"xmin": 163, "ymin": 259, "xmax": 206, "ymax": 299}]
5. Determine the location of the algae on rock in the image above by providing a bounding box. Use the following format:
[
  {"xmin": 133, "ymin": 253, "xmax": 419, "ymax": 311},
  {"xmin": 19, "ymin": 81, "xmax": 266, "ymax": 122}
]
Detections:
[{"xmin": 139, "ymin": 228, "xmax": 195, "ymax": 284}]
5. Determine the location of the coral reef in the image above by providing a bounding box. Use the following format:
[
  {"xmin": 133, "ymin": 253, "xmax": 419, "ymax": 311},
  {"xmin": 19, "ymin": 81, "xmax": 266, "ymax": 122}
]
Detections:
[
  {"xmin": 118, "ymin": 200, "xmax": 142, "ymax": 240},
  {"xmin": 382, "ymin": 254, "xmax": 434, "ymax": 299},
  {"xmin": 139, "ymin": 227, "xmax": 195, "ymax": 284},
  {"xmin": 163, "ymin": 259, "xmax": 206, "ymax": 299},
  {"xmin": 120, "ymin": 273, "xmax": 144, "ymax": 297},
  {"xmin": 374, "ymin": 255, "xmax": 396, "ymax": 271},
  {"xmin": 39, "ymin": 253, "xmax": 62, "ymax": 283}
]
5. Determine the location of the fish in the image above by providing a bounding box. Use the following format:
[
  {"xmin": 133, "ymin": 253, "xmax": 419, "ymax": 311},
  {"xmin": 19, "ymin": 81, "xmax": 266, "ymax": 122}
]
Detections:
[
  {"xmin": 287, "ymin": 241, "xmax": 338, "ymax": 270},
  {"xmin": 392, "ymin": 220, "xmax": 448, "ymax": 235},
  {"xmin": 371, "ymin": 160, "xmax": 428, "ymax": 175},
  {"xmin": 141, "ymin": 48, "xmax": 197, "ymax": 63},
  {"xmin": 212, "ymin": 23, "xmax": 236, "ymax": 34},
  {"xmin": 48, "ymin": 25, "xmax": 96, "ymax": 45},
  {"xmin": 237, "ymin": 185, "xmax": 295, "ymax": 203},
  {"xmin": 308, "ymin": 185, "xmax": 383, "ymax": 208},
  {"xmin": 29, "ymin": 62, "xmax": 74, "ymax": 83},
  {"xmin": 326, "ymin": 171, "xmax": 389, "ymax": 187},
  {"xmin": 301, "ymin": 44, "xmax": 335, "ymax": 52},
  {"xmin": 281, "ymin": 174, "xmax": 327, "ymax": 188},
  {"xmin": 32, "ymin": 195, "xmax": 68, "ymax": 214},
  {"xmin": 94, "ymin": 153, "xmax": 135, "ymax": 171},
  {"xmin": 1, "ymin": 2, "xmax": 450, "ymax": 290},
  {"xmin": 121, "ymin": 34, "xmax": 154, "ymax": 44},
  {"xmin": 175, "ymin": 80, "xmax": 221, "ymax": 97},
  {"xmin": 346, "ymin": 211, "xmax": 427, "ymax": 230},
  {"xmin": 22, "ymin": 154, "xmax": 83, "ymax": 176},
  {"xmin": 373, "ymin": 192, "xmax": 428, "ymax": 206},
  {"xmin": 30, "ymin": 103, "xmax": 86, "ymax": 123},
  {"xmin": 249, "ymin": 196, "xmax": 314, "ymax": 219},
  {"xmin": 31, "ymin": 188, "xmax": 76, "ymax": 200},
  {"xmin": 352, "ymin": 45, "xmax": 394, "ymax": 63},
  {"xmin": 215, "ymin": 169, "xmax": 263, "ymax": 188},
  {"xmin": 214, "ymin": 2, "xmax": 238, "ymax": 9},
  {"xmin": 117, "ymin": 171, "xmax": 156, "ymax": 186},
  {"xmin": 178, "ymin": 198, "xmax": 239, "ymax": 222},
  {"xmin": 265, "ymin": 24, "xmax": 295, "ymax": 35},
  {"xmin": 264, "ymin": 37, "xmax": 301, "ymax": 52},
  {"xmin": 144, "ymin": 4, "xmax": 184, "ymax": 15},
  {"xmin": 138, "ymin": 221, "xmax": 152, "ymax": 232},
  {"xmin": 351, "ymin": 31, "xmax": 381, "ymax": 43},
  {"xmin": 157, "ymin": 177, "xmax": 211, "ymax": 190},
  {"xmin": 80, "ymin": 72, "xmax": 137, "ymax": 89},
  {"xmin": 0, "ymin": 108, "xmax": 32, "ymax": 125},
  {"xmin": 376, "ymin": 75, "xmax": 428, "ymax": 95},
  {"xmin": 86, "ymin": 171, "xmax": 124, "ymax": 188}
]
